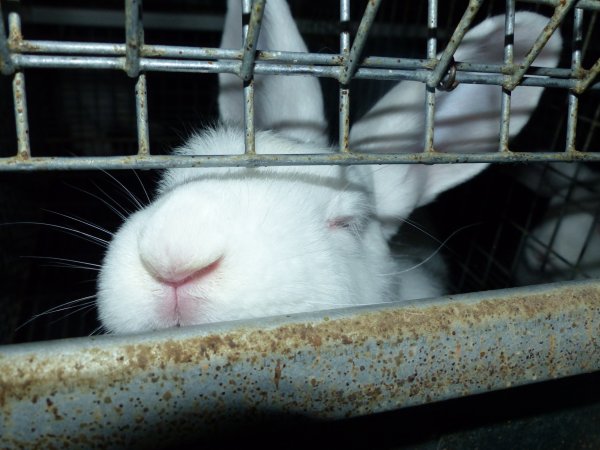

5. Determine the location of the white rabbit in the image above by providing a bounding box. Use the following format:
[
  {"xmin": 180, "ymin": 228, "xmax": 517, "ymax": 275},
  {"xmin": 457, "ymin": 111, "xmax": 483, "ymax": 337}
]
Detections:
[
  {"xmin": 97, "ymin": 1, "xmax": 562, "ymax": 334},
  {"xmin": 515, "ymin": 163, "xmax": 600, "ymax": 284}
]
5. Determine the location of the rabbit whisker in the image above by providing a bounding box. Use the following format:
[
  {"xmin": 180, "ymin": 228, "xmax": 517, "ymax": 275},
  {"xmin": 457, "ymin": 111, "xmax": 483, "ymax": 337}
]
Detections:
[
  {"xmin": 43, "ymin": 209, "xmax": 113, "ymax": 237},
  {"xmin": 16, "ymin": 295, "xmax": 97, "ymax": 331},
  {"xmin": 93, "ymin": 179, "xmax": 135, "ymax": 217},
  {"xmin": 131, "ymin": 169, "xmax": 151, "ymax": 205},
  {"xmin": 89, "ymin": 324, "xmax": 108, "ymax": 336},
  {"xmin": 66, "ymin": 182, "xmax": 128, "ymax": 220},
  {"xmin": 47, "ymin": 301, "xmax": 97, "ymax": 327},
  {"xmin": 21, "ymin": 255, "xmax": 101, "ymax": 271},
  {"xmin": 382, "ymin": 223, "xmax": 480, "ymax": 277},
  {"xmin": 1, "ymin": 221, "xmax": 109, "ymax": 247},
  {"xmin": 100, "ymin": 169, "xmax": 144, "ymax": 211},
  {"xmin": 398, "ymin": 217, "xmax": 443, "ymax": 244}
]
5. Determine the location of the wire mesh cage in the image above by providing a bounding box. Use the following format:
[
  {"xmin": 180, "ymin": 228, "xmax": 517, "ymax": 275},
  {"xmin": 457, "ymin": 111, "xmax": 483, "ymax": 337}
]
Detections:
[{"xmin": 0, "ymin": 0, "xmax": 599, "ymax": 448}]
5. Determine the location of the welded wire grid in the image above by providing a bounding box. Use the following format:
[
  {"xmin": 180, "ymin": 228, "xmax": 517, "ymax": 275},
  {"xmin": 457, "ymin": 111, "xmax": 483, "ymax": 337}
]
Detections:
[
  {"xmin": 516, "ymin": 166, "xmax": 600, "ymax": 277},
  {"xmin": 0, "ymin": 0, "xmax": 599, "ymax": 170}
]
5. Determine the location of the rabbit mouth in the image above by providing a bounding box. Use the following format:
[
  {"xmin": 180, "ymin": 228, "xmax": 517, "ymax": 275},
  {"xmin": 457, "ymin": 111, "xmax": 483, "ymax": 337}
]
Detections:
[
  {"xmin": 153, "ymin": 283, "xmax": 209, "ymax": 328},
  {"xmin": 142, "ymin": 257, "xmax": 223, "ymax": 327}
]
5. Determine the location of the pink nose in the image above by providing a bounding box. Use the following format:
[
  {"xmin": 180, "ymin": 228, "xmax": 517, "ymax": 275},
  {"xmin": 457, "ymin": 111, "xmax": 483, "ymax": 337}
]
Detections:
[{"xmin": 150, "ymin": 257, "xmax": 222, "ymax": 288}]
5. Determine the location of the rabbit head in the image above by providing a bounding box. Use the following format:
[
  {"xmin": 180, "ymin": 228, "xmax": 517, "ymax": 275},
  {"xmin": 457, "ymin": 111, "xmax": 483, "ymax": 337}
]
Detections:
[{"xmin": 97, "ymin": 1, "xmax": 562, "ymax": 333}]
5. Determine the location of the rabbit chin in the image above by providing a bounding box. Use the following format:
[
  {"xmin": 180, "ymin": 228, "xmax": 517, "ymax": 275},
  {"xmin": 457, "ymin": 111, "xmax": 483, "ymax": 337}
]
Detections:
[{"xmin": 149, "ymin": 283, "xmax": 208, "ymax": 328}]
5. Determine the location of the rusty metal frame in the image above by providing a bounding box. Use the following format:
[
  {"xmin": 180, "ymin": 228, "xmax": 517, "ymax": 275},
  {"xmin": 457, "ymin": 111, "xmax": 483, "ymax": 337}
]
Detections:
[
  {"xmin": 0, "ymin": 0, "xmax": 599, "ymax": 169},
  {"xmin": 1, "ymin": 280, "xmax": 599, "ymax": 447}
]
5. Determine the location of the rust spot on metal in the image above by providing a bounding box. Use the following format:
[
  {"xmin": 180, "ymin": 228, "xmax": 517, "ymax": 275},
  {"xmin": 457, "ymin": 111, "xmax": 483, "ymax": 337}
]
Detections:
[
  {"xmin": 273, "ymin": 359, "xmax": 282, "ymax": 389},
  {"xmin": 12, "ymin": 41, "xmax": 43, "ymax": 53},
  {"xmin": 142, "ymin": 47, "xmax": 168, "ymax": 58},
  {"xmin": 46, "ymin": 397, "xmax": 63, "ymax": 421},
  {"xmin": 8, "ymin": 25, "xmax": 22, "ymax": 45}
]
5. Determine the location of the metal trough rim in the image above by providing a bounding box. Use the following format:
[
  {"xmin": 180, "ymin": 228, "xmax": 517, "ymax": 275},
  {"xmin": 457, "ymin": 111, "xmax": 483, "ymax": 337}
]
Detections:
[{"xmin": 1, "ymin": 279, "xmax": 599, "ymax": 448}]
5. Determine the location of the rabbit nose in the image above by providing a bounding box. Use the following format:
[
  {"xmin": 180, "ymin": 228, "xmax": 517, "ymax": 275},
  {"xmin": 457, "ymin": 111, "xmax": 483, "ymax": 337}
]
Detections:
[{"xmin": 143, "ymin": 256, "xmax": 223, "ymax": 288}]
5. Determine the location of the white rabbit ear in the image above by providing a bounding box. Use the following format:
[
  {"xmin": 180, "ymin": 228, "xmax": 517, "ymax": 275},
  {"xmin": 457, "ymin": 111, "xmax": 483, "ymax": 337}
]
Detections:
[
  {"xmin": 367, "ymin": 163, "xmax": 489, "ymax": 239},
  {"xmin": 434, "ymin": 11, "xmax": 563, "ymax": 151},
  {"xmin": 350, "ymin": 12, "xmax": 561, "ymax": 236},
  {"xmin": 219, "ymin": 0, "xmax": 327, "ymax": 143}
]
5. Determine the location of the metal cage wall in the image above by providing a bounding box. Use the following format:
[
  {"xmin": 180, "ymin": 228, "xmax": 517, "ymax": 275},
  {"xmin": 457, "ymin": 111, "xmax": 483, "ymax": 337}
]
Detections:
[
  {"xmin": 1, "ymin": 0, "xmax": 599, "ymax": 168},
  {"xmin": 0, "ymin": 0, "xmax": 599, "ymax": 448}
]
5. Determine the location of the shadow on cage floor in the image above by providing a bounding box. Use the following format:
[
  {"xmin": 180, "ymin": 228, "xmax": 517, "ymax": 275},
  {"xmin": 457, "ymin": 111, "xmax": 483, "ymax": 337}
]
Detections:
[{"xmin": 152, "ymin": 371, "xmax": 600, "ymax": 450}]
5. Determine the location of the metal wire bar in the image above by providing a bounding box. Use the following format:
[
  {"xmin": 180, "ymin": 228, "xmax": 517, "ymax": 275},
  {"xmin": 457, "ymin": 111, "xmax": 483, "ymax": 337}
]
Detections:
[
  {"xmin": 0, "ymin": 151, "xmax": 599, "ymax": 172},
  {"xmin": 243, "ymin": 77, "xmax": 256, "ymax": 154},
  {"xmin": 566, "ymin": 8, "xmax": 584, "ymax": 152},
  {"xmin": 121, "ymin": 0, "xmax": 151, "ymax": 156},
  {"xmin": 135, "ymin": 74, "xmax": 150, "ymax": 156},
  {"xmin": 338, "ymin": 0, "xmax": 381, "ymax": 85},
  {"xmin": 339, "ymin": 0, "xmax": 351, "ymax": 152},
  {"xmin": 575, "ymin": 56, "xmax": 600, "ymax": 93},
  {"xmin": 4, "ymin": 33, "xmax": 598, "ymax": 87},
  {"xmin": 1, "ymin": 280, "xmax": 598, "ymax": 447},
  {"xmin": 0, "ymin": 1, "xmax": 14, "ymax": 75},
  {"xmin": 423, "ymin": 0, "xmax": 438, "ymax": 152},
  {"xmin": 239, "ymin": 0, "xmax": 265, "ymax": 81},
  {"xmin": 11, "ymin": 72, "xmax": 30, "ymax": 160},
  {"xmin": 241, "ymin": 0, "xmax": 262, "ymax": 155},
  {"xmin": 9, "ymin": 13, "xmax": 29, "ymax": 160},
  {"xmin": 4, "ymin": 37, "xmax": 585, "ymax": 80},
  {"xmin": 10, "ymin": 53, "xmax": 596, "ymax": 91},
  {"xmin": 426, "ymin": 0, "xmax": 484, "ymax": 88},
  {"xmin": 504, "ymin": 0, "xmax": 577, "ymax": 91},
  {"xmin": 577, "ymin": 5, "xmax": 599, "ymax": 94},
  {"xmin": 0, "ymin": 36, "xmax": 572, "ymax": 77},
  {"xmin": 124, "ymin": 0, "xmax": 143, "ymax": 78},
  {"xmin": 499, "ymin": 0, "xmax": 516, "ymax": 152}
]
